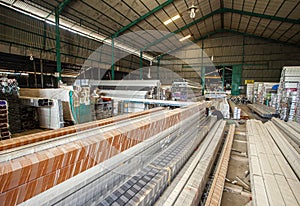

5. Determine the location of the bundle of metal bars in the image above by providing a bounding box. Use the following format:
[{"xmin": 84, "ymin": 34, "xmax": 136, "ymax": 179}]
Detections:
[
  {"xmin": 0, "ymin": 102, "xmax": 207, "ymax": 205},
  {"xmin": 265, "ymin": 121, "xmax": 300, "ymax": 179},
  {"xmin": 20, "ymin": 114, "xmax": 220, "ymax": 206},
  {"xmin": 247, "ymin": 120, "xmax": 300, "ymax": 206},
  {"xmin": 162, "ymin": 120, "xmax": 226, "ymax": 206},
  {"xmin": 0, "ymin": 107, "xmax": 165, "ymax": 151},
  {"xmin": 248, "ymin": 103, "xmax": 277, "ymax": 118},
  {"xmin": 271, "ymin": 117, "xmax": 300, "ymax": 146},
  {"xmin": 228, "ymin": 100, "xmax": 249, "ymax": 120}
]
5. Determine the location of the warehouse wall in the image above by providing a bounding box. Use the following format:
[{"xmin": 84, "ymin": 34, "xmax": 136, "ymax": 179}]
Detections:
[
  {"xmin": 204, "ymin": 32, "xmax": 300, "ymax": 83},
  {"xmin": 0, "ymin": 6, "xmax": 147, "ymax": 76},
  {"xmin": 161, "ymin": 32, "xmax": 300, "ymax": 85}
]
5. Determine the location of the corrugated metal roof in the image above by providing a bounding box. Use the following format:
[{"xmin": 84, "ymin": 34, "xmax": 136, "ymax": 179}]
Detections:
[{"xmin": 1, "ymin": 0, "xmax": 299, "ymax": 48}]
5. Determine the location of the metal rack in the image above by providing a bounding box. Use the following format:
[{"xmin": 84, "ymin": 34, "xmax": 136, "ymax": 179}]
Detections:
[
  {"xmin": 95, "ymin": 98, "xmax": 113, "ymax": 120},
  {"xmin": 171, "ymin": 79, "xmax": 202, "ymax": 101},
  {"xmin": 277, "ymin": 66, "xmax": 300, "ymax": 121}
]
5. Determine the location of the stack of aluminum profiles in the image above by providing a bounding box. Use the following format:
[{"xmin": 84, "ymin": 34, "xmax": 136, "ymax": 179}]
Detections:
[
  {"xmin": 248, "ymin": 103, "xmax": 277, "ymax": 118},
  {"xmin": 20, "ymin": 107, "xmax": 212, "ymax": 206},
  {"xmin": 160, "ymin": 120, "xmax": 226, "ymax": 206},
  {"xmin": 271, "ymin": 117, "xmax": 300, "ymax": 147},
  {"xmin": 265, "ymin": 121, "xmax": 300, "ymax": 179},
  {"xmin": 96, "ymin": 118, "xmax": 217, "ymax": 206},
  {"xmin": 247, "ymin": 120, "xmax": 300, "ymax": 206}
]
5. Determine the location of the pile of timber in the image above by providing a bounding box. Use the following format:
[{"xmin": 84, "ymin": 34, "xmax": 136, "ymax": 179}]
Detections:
[
  {"xmin": 0, "ymin": 102, "xmax": 207, "ymax": 205},
  {"xmin": 248, "ymin": 103, "xmax": 277, "ymax": 118},
  {"xmin": 247, "ymin": 120, "xmax": 300, "ymax": 206}
]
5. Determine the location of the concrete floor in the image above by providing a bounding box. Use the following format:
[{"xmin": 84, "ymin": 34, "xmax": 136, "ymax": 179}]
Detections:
[{"xmin": 221, "ymin": 122, "xmax": 252, "ymax": 206}]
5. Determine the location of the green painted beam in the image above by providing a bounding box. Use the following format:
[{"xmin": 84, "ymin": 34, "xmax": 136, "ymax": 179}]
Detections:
[
  {"xmin": 112, "ymin": 0, "xmax": 173, "ymax": 38},
  {"xmin": 111, "ymin": 37, "xmax": 115, "ymax": 80},
  {"xmin": 55, "ymin": 9, "xmax": 62, "ymax": 81},
  {"xmin": 223, "ymin": 8, "xmax": 300, "ymax": 25},
  {"xmin": 140, "ymin": 50, "xmax": 143, "ymax": 79},
  {"xmin": 201, "ymin": 41, "xmax": 205, "ymax": 95},
  {"xmin": 55, "ymin": 0, "xmax": 72, "ymax": 81},
  {"xmin": 57, "ymin": 0, "xmax": 72, "ymax": 14},
  {"xmin": 143, "ymin": 7, "xmax": 299, "ymax": 51},
  {"xmin": 222, "ymin": 66, "xmax": 225, "ymax": 91},
  {"xmin": 143, "ymin": 8, "xmax": 223, "ymax": 50},
  {"xmin": 157, "ymin": 57, "xmax": 160, "ymax": 79}
]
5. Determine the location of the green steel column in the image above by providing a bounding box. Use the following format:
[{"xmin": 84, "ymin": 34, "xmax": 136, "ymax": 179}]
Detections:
[
  {"xmin": 242, "ymin": 35, "xmax": 245, "ymax": 64},
  {"xmin": 43, "ymin": 21, "xmax": 47, "ymax": 51},
  {"xmin": 157, "ymin": 57, "xmax": 160, "ymax": 79},
  {"xmin": 111, "ymin": 37, "xmax": 115, "ymax": 80},
  {"xmin": 55, "ymin": 9, "xmax": 62, "ymax": 81},
  {"xmin": 222, "ymin": 66, "xmax": 225, "ymax": 91},
  {"xmin": 54, "ymin": 0, "xmax": 72, "ymax": 82},
  {"xmin": 140, "ymin": 50, "xmax": 143, "ymax": 80},
  {"xmin": 201, "ymin": 41, "xmax": 205, "ymax": 95}
]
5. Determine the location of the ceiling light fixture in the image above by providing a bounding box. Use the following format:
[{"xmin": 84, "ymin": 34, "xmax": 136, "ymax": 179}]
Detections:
[
  {"xmin": 188, "ymin": 2, "xmax": 198, "ymax": 19},
  {"xmin": 211, "ymin": 55, "xmax": 214, "ymax": 61},
  {"xmin": 163, "ymin": 14, "xmax": 181, "ymax": 25},
  {"xmin": 179, "ymin": 34, "xmax": 192, "ymax": 42}
]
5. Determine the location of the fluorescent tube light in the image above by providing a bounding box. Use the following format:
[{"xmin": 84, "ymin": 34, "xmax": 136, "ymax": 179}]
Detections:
[
  {"xmin": 179, "ymin": 34, "xmax": 191, "ymax": 41},
  {"xmin": 163, "ymin": 14, "xmax": 180, "ymax": 25}
]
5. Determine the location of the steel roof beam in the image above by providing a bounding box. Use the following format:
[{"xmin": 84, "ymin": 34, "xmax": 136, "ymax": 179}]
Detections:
[
  {"xmin": 159, "ymin": 27, "xmax": 299, "ymax": 60},
  {"xmin": 143, "ymin": 8, "xmax": 223, "ymax": 50},
  {"xmin": 112, "ymin": 0, "xmax": 173, "ymax": 38},
  {"xmin": 57, "ymin": 0, "xmax": 72, "ymax": 14},
  {"xmin": 144, "ymin": 7, "xmax": 299, "ymax": 50}
]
